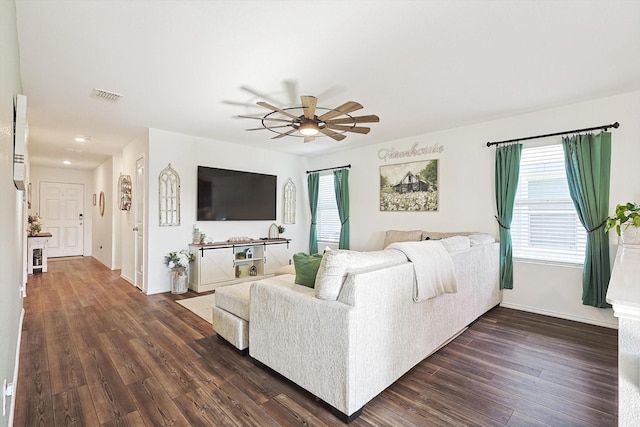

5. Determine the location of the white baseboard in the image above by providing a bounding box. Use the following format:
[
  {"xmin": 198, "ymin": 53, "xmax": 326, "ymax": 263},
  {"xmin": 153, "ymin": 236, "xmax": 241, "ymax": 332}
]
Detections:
[
  {"xmin": 119, "ymin": 273, "xmax": 135, "ymax": 286},
  {"xmin": 8, "ymin": 308, "xmax": 25, "ymax": 425},
  {"xmin": 499, "ymin": 302, "xmax": 619, "ymax": 329}
]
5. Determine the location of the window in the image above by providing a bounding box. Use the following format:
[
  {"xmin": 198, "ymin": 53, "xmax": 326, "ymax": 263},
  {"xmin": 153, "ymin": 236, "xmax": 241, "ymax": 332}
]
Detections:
[
  {"xmin": 317, "ymin": 173, "xmax": 341, "ymax": 243},
  {"xmin": 511, "ymin": 144, "xmax": 586, "ymax": 265}
]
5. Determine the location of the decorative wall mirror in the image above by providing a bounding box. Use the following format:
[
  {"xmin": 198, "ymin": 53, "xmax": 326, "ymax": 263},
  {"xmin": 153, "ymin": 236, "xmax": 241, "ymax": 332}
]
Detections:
[
  {"xmin": 159, "ymin": 163, "xmax": 180, "ymax": 226},
  {"xmin": 118, "ymin": 174, "xmax": 132, "ymax": 211},
  {"xmin": 283, "ymin": 178, "xmax": 296, "ymax": 224},
  {"xmin": 99, "ymin": 191, "xmax": 105, "ymax": 217}
]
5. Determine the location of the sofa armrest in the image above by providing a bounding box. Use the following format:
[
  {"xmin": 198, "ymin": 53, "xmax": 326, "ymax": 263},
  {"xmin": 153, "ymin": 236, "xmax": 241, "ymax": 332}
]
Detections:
[
  {"xmin": 249, "ymin": 262, "xmax": 416, "ymax": 417},
  {"xmin": 249, "ymin": 281, "xmax": 354, "ymax": 413}
]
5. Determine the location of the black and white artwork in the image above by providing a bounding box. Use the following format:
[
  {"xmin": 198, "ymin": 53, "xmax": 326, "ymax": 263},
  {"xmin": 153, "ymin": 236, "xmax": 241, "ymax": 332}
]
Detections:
[{"xmin": 379, "ymin": 159, "xmax": 438, "ymax": 212}]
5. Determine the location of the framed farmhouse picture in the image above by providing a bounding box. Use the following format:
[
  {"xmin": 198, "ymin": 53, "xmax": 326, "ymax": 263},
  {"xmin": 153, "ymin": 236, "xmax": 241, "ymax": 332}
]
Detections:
[{"xmin": 380, "ymin": 159, "xmax": 438, "ymax": 212}]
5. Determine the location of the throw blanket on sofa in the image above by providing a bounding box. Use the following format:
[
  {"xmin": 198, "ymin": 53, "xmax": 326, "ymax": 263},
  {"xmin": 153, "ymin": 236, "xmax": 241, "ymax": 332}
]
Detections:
[{"xmin": 387, "ymin": 240, "xmax": 457, "ymax": 302}]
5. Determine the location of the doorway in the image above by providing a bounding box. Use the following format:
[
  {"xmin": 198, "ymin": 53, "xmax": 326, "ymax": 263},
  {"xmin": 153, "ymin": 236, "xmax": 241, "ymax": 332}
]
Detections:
[
  {"xmin": 39, "ymin": 182, "xmax": 84, "ymax": 257},
  {"xmin": 134, "ymin": 157, "xmax": 145, "ymax": 291}
]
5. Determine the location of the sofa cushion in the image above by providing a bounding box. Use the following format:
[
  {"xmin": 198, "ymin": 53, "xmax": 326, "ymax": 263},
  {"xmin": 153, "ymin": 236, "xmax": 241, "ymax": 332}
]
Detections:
[
  {"xmin": 293, "ymin": 252, "xmax": 323, "ymax": 288},
  {"xmin": 273, "ymin": 264, "xmax": 296, "ymax": 275},
  {"xmin": 421, "ymin": 231, "xmax": 473, "ymax": 240},
  {"xmin": 439, "ymin": 235, "xmax": 471, "ymax": 253},
  {"xmin": 315, "ymin": 249, "xmax": 408, "ymax": 300},
  {"xmin": 468, "ymin": 233, "xmax": 496, "ymax": 245},
  {"xmin": 215, "ymin": 281, "xmax": 252, "ymax": 321},
  {"xmin": 383, "ymin": 230, "xmax": 423, "ymax": 248}
]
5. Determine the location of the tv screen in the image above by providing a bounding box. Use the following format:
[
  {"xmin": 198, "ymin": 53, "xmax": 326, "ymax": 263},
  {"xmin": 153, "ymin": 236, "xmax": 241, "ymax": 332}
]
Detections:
[{"xmin": 197, "ymin": 166, "xmax": 277, "ymax": 221}]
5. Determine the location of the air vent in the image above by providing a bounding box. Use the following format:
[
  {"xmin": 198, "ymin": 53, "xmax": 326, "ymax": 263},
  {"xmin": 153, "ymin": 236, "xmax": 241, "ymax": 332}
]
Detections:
[{"xmin": 90, "ymin": 88, "xmax": 123, "ymax": 103}]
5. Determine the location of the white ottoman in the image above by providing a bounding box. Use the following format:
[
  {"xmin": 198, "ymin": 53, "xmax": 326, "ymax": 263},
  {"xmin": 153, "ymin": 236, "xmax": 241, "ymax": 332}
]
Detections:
[
  {"xmin": 212, "ymin": 272, "xmax": 297, "ymax": 352},
  {"xmin": 212, "ymin": 281, "xmax": 252, "ymax": 351}
]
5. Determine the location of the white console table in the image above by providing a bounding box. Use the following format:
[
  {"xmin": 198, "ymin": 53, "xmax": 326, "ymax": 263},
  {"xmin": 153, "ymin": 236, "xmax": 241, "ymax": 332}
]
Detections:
[
  {"xmin": 189, "ymin": 239, "xmax": 291, "ymax": 293},
  {"xmin": 27, "ymin": 232, "xmax": 52, "ymax": 274},
  {"xmin": 606, "ymin": 245, "xmax": 640, "ymax": 427}
]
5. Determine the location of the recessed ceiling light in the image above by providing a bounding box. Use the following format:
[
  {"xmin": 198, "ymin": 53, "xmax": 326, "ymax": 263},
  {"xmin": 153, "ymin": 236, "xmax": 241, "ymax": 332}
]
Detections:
[
  {"xmin": 74, "ymin": 137, "xmax": 89, "ymax": 142},
  {"xmin": 63, "ymin": 160, "xmax": 71, "ymax": 165}
]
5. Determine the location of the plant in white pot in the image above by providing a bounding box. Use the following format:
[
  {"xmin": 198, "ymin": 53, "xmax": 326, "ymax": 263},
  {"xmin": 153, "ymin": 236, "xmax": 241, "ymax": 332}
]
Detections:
[{"xmin": 604, "ymin": 202, "xmax": 640, "ymax": 245}]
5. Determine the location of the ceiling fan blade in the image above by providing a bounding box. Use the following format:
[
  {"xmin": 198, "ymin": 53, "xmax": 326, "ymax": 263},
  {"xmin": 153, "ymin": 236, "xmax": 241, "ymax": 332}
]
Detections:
[
  {"xmin": 257, "ymin": 101, "xmax": 300, "ymax": 120},
  {"xmin": 283, "ymin": 80, "xmax": 298, "ymax": 106},
  {"xmin": 271, "ymin": 128, "xmax": 299, "ymax": 139},
  {"xmin": 238, "ymin": 115, "xmax": 293, "ymax": 123},
  {"xmin": 304, "ymin": 135, "xmax": 315, "ymax": 143},
  {"xmin": 246, "ymin": 125, "xmax": 291, "ymax": 131},
  {"xmin": 319, "ymin": 128, "xmax": 347, "ymax": 141},
  {"xmin": 326, "ymin": 124, "xmax": 371, "ymax": 134},
  {"xmin": 326, "ymin": 114, "xmax": 380, "ymax": 125},
  {"xmin": 240, "ymin": 85, "xmax": 281, "ymax": 105},
  {"xmin": 318, "ymin": 101, "xmax": 363, "ymax": 121},
  {"xmin": 301, "ymin": 95, "xmax": 317, "ymax": 119}
]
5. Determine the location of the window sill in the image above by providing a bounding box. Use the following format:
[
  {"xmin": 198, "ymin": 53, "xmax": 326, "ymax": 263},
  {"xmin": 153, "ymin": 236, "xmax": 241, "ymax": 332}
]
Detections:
[{"xmin": 513, "ymin": 258, "xmax": 584, "ymax": 269}]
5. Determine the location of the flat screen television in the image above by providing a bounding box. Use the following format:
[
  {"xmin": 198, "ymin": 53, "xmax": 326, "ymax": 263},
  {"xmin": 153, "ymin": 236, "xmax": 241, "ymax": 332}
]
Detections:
[{"xmin": 197, "ymin": 166, "xmax": 277, "ymax": 221}]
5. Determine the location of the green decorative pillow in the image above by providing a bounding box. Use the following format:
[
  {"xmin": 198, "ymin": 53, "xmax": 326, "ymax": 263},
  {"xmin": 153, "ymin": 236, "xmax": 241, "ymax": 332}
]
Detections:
[{"xmin": 293, "ymin": 252, "xmax": 324, "ymax": 288}]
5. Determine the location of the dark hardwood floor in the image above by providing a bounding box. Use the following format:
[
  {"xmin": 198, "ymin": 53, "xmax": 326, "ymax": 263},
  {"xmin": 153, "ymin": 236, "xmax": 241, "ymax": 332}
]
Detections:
[{"xmin": 14, "ymin": 257, "xmax": 617, "ymax": 426}]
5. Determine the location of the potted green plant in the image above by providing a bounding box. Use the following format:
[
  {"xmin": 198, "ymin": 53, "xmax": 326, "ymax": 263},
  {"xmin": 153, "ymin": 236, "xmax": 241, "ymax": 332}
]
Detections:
[
  {"xmin": 165, "ymin": 249, "xmax": 195, "ymax": 294},
  {"xmin": 605, "ymin": 202, "xmax": 640, "ymax": 245}
]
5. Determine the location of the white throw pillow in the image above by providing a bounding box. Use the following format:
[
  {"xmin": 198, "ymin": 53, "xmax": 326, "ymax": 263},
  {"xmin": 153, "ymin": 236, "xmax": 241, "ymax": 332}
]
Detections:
[
  {"xmin": 439, "ymin": 235, "xmax": 471, "ymax": 253},
  {"xmin": 383, "ymin": 230, "xmax": 423, "ymax": 248},
  {"xmin": 315, "ymin": 249, "xmax": 407, "ymax": 300},
  {"xmin": 468, "ymin": 233, "xmax": 496, "ymax": 246}
]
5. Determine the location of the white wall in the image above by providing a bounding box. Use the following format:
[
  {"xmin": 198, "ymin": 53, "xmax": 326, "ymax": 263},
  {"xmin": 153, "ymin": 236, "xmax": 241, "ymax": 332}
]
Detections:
[
  {"xmin": 143, "ymin": 129, "xmax": 309, "ymax": 294},
  {"xmin": 0, "ymin": 1, "xmax": 24, "ymax": 425},
  {"xmin": 29, "ymin": 166, "xmax": 94, "ymax": 256},
  {"xmin": 92, "ymin": 157, "xmax": 114, "ymax": 268},
  {"xmin": 307, "ymin": 91, "xmax": 640, "ymax": 328},
  {"xmin": 120, "ymin": 132, "xmax": 149, "ymax": 286}
]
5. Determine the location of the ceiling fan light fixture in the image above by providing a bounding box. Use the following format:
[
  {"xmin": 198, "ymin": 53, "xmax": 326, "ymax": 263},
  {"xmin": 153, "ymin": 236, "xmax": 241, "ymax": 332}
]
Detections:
[{"xmin": 298, "ymin": 121, "xmax": 319, "ymax": 136}]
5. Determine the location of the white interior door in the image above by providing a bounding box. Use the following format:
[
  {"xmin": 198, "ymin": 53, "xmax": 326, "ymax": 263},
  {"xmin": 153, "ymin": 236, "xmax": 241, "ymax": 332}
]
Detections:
[
  {"xmin": 134, "ymin": 157, "xmax": 145, "ymax": 291},
  {"xmin": 39, "ymin": 182, "xmax": 84, "ymax": 257}
]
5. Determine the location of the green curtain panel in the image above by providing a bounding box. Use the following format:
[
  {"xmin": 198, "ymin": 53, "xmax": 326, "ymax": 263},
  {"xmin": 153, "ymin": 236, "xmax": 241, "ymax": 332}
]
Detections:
[
  {"xmin": 307, "ymin": 172, "xmax": 320, "ymax": 254},
  {"xmin": 333, "ymin": 169, "xmax": 350, "ymax": 249},
  {"xmin": 495, "ymin": 143, "xmax": 522, "ymax": 290},
  {"xmin": 563, "ymin": 132, "xmax": 612, "ymax": 308}
]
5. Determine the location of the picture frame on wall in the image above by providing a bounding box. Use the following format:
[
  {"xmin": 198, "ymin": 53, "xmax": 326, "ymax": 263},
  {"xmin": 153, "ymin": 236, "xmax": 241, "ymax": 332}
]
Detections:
[{"xmin": 379, "ymin": 159, "xmax": 439, "ymax": 212}]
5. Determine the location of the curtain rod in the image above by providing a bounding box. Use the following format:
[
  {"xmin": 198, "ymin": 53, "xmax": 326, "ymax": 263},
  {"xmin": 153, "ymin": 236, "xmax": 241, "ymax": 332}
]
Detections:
[
  {"xmin": 486, "ymin": 122, "xmax": 619, "ymax": 147},
  {"xmin": 306, "ymin": 164, "xmax": 351, "ymax": 174}
]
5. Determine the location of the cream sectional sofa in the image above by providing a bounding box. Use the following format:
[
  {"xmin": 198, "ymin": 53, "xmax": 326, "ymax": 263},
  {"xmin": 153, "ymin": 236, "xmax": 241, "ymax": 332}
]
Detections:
[{"xmin": 246, "ymin": 233, "xmax": 500, "ymax": 422}]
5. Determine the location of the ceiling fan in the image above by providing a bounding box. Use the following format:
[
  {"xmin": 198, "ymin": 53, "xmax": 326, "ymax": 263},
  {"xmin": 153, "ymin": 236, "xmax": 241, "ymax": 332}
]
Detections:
[{"xmin": 239, "ymin": 95, "xmax": 380, "ymax": 143}]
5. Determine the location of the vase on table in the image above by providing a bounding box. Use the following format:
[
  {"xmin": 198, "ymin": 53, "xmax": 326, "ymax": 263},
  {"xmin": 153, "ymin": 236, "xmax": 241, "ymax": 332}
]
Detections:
[
  {"xmin": 170, "ymin": 268, "xmax": 189, "ymax": 294},
  {"xmin": 621, "ymin": 225, "xmax": 640, "ymax": 247}
]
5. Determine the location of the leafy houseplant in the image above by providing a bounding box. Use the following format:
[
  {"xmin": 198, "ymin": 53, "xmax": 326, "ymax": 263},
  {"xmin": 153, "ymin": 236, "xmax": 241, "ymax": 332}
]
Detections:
[
  {"xmin": 165, "ymin": 249, "xmax": 194, "ymax": 275},
  {"xmin": 605, "ymin": 202, "xmax": 640, "ymax": 236},
  {"xmin": 165, "ymin": 249, "xmax": 195, "ymax": 294},
  {"xmin": 28, "ymin": 214, "xmax": 42, "ymax": 236}
]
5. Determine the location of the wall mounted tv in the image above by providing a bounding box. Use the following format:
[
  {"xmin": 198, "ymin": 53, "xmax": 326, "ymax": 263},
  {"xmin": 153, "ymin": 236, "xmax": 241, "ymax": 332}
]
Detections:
[{"xmin": 197, "ymin": 166, "xmax": 277, "ymax": 221}]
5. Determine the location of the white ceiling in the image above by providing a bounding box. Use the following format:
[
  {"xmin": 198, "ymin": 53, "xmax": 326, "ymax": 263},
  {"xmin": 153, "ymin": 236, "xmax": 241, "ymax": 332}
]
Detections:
[{"xmin": 15, "ymin": 0, "xmax": 640, "ymax": 170}]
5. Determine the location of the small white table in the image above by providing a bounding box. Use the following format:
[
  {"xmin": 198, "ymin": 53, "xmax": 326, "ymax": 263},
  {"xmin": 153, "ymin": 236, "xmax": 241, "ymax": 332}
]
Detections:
[{"xmin": 27, "ymin": 232, "xmax": 52, "ymax": 274}]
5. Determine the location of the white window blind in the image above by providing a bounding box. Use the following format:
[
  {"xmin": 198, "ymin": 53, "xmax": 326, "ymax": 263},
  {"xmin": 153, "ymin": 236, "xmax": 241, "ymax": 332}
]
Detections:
[
  {"xmin": 317, "ymin": 173, "xmax": 341, "ymax": 243},
  {"xmin": 511, "ymin": 144, "xmax": 587, "ymax": 265}
]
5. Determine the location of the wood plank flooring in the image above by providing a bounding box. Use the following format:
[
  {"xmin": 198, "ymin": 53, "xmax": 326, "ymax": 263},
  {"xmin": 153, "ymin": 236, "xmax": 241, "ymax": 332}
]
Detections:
[{"xmin": 14, "ymin": 257, "xmax": 618, "ymax": 426}]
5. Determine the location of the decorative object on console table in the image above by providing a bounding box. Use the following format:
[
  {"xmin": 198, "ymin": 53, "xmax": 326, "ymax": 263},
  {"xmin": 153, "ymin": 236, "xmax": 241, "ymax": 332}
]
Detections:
[
  {"xmin": 268, "ymin": 223, "xmax": 279, "ymax": 239},
  {"xmin": 165, "ymin": 249, "xmax": 194, "ymax": 294},
  {"xmin": 605, "ymin": 202, "xmax": 640, "ymax": 246},
  {"xmin": 27, "ymin": 213, "xmax": 42, "ymax": 236}
]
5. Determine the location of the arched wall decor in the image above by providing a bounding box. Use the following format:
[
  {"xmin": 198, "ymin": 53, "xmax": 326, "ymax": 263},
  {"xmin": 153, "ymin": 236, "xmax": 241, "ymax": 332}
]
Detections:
[
  {"xmin": 283, "ymin": 178, "xmax": 296, "ymax": 224},
  {"xmin": 159, "ymin": 163, "xmax": 181, "ymax": 226}
]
